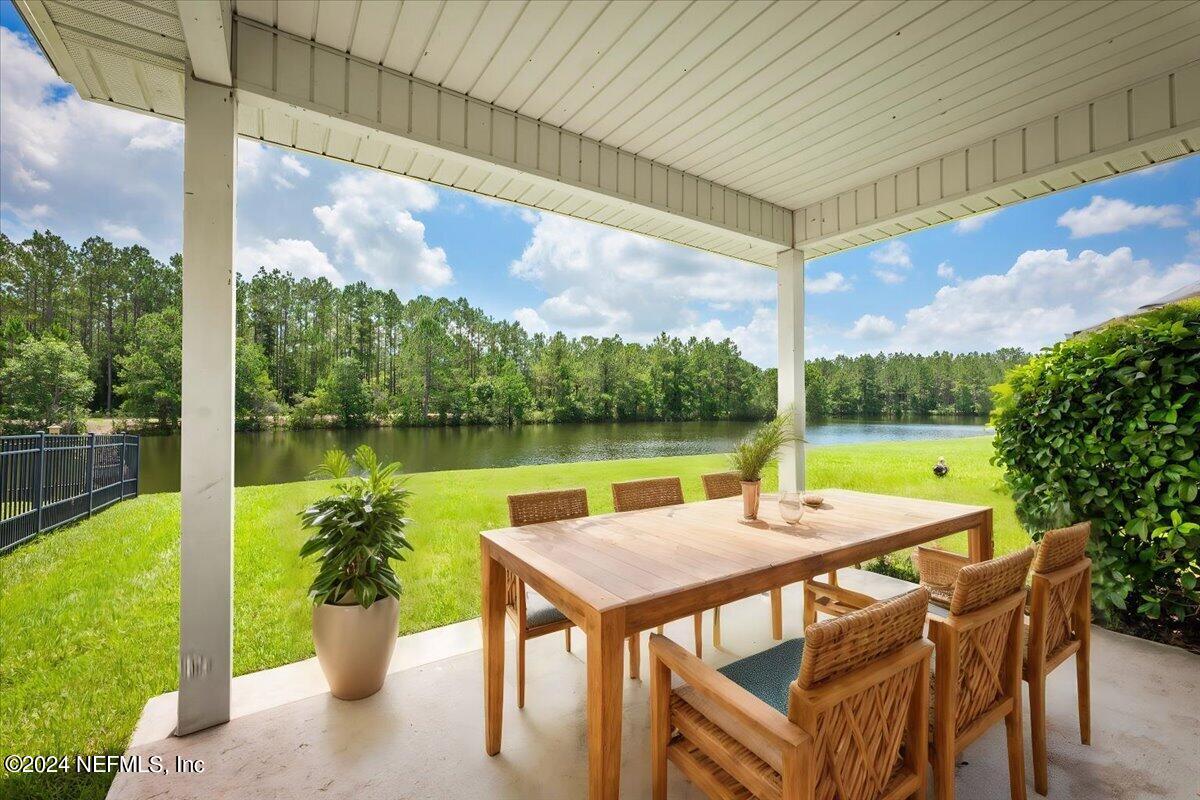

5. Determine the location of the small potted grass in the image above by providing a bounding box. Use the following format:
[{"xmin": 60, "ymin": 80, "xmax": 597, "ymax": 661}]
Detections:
[
  {"xmin": 729, "ymin": 412, "xmax": 800, "ymax": 520},
  {"xmin": 300, "ymin": 445, "xmax": 413, "ymax": 700}
]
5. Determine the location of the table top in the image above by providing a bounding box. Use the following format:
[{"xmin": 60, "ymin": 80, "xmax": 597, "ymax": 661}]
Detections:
[{"xmin": 482, "ymin": 489, "xmax": 990, "ymax": 613}]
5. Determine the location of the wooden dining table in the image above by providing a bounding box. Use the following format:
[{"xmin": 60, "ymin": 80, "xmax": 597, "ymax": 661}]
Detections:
[{"xmin": 480, "ymin": 488, "xmax": 993, "ymax": 800}]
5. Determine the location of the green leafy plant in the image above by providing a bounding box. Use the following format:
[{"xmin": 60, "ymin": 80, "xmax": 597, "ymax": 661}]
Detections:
[
  {"xmin": 299, "ymin": 445, "xmax": 414, "ymax": 608},
  {"xmin": 991, "ymin": 300, "xmax": 1199, "ymax": 631},
  {"xmin": 729, "ymin": 411, "xmax": 800, "ymax": 482},
  {"xmin": 308, "ymin": 449, "xmax": 352, "ymax": 480}
]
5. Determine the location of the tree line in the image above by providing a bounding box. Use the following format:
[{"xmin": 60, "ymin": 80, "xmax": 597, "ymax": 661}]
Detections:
[{"xmin": 1, "ymin": 229, "xmax": 1027, "ymax": 431}]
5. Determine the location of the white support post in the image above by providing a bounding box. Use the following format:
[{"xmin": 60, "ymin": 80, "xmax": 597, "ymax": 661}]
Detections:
[
  {"xmin": 776, "ymin": 249, "xmax": 806, "ymax": 492},
  {"xmin": 178, "ymin": 71, "xmax": 236, "ymax": 736}
]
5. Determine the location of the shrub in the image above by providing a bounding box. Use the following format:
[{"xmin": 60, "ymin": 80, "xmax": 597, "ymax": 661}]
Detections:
[
  {"xmin": 0, "ymin": 335, "xmax": 94, "ymax": 428},
  {"xmin": 991, "ymin": 300, "xmax": 1199, "ymax": 630}
]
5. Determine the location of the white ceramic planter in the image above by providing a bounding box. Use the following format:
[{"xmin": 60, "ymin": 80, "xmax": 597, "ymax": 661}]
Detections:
[{"xmin": 312, "ymin": 595, "xmax": 400, "ymax": 700}]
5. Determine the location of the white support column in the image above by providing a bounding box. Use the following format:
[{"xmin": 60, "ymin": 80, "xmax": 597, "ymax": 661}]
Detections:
[
  {"xmin": 178, "ymin": 71, "xmax": 236, "ymax": 736},
  {"xmin": 776, "ymin": 249, "xmax": 806, "ymax": 492}
]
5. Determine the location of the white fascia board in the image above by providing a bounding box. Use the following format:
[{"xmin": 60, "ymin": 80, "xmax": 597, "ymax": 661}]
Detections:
[
  {"xmin": 230, "ymin": 17, "xmax": 792, "ymax": 254},
  {"xmin": 797, "ymin": 62, "xmax": 1200, "ymax": 258}
]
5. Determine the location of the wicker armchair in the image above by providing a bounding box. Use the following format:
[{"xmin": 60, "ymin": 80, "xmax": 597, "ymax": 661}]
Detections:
[
  {"xmin": 1025, "ymin": 522, "xmax": 1092, "ymax": 796},
  {"xmin": 505, "ymin": 488, "xmax": 589, "ymax": 708},
  {"xmin": 928, "ymin": 548, "xmax": 1034, "ymax": 800},
  {"xmin": 803, "ymin": 544, "xmax": 968, "ymax": 626},
  {"xmin": 701, "ymin": 472, "xmax": 788, "ymax": 648},
  {"xmin": 649, "ymin": 588, "xmax": 933, "ymax": 800},
  {"xmin": 612, "ymin": 477, "xmax": 704, "ymax": 677}
]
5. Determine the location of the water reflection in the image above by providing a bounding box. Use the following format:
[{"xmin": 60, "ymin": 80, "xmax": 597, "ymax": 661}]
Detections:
[{"xmin": 137, "ymin": 418, "xmax": 989, "ymax": 494}]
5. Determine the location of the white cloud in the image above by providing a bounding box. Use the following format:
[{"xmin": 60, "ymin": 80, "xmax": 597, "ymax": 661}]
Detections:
[
  {"xmin": 847, "ymin": 314, "xmax": 897, "ymax": 339},
  {"xmin": 280, "ymin": 154, "xmax": 311, "ymax": 177},
  {"xmin": 237, "ymin": 140, "xmax": 268, "ymax": 183},
  {"xmin": 674, "ymin": 306, "xmax": 779, "ymax": 366},
  {"xmin": 313, "ymin": 171, "xmax": 450, "ymax": 292},
  {"xmin": 869, "ymin": 240, "xmax": 913, "ymax": 283},
  {"xmin": 127, "ymin": 127, "xmax": 182, "ymax": 152},
  {"xmin": 0, "ymin": 201, "xmax": 50, "ymax": 224},
  {"xmin": 100, "ymin": 222, "xmax": 144, "ymax": 243},
  {"xmin": 936, "ymin": 261, "xmax": 957, "ymax": 281},
  {"xmin": 888, "ymin": 247, "xmax": 1199, "ymax": 353},
  {"xmin": 237, "ymin": 238, "xmax": 343, "ymax": 285},
  {"xmin": 512, "ymin": 307, "xmax": 550, "ymax": 335},
  {"xmin": 808, "ymin": 271, "xmax": 851, "ymax": 294},
  {"xmin": 1187, "ymin": 230, "xmax": 1200, "ymax": 257},
  {"xmin": 0, "ymin": 28, "xmax": 185, "ymax": 253},
  {"xmin": 271, "ymin": 174, "xmax": 295, "ymax": 190},
  {"xmin": 1057, "ymin": 195, "xmax": 1187, "ymax": 237},
  {"xmin": 954, "ymin": 208, "xmax": 1000, "ymax": 233},
  {"xmin": 1193, "ymin": 198, "xmax": 1200, "ymax": 217},
  {"xmin": 509, "ymin": 212, "xmax": 774, "ymax": 343},
  {"xmin": 11, "ymin": 163, "xmax": 50, "ymax": 191}
]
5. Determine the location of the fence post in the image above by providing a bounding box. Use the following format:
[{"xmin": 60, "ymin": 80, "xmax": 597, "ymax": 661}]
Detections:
[
  {"xmin": 86, "ymin": 433, "xmax": 96, "ymax": 517},
  {"xmin": 34, "ymin": 431, "xmax": 45, "ymax": 533},
  {"xmin": 121, "ymin": 434, "xmax": 129, "ymax": 499}
]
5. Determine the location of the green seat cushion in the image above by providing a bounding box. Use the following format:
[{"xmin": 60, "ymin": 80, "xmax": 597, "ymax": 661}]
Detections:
[
  {"xmin": 525, "ymin": 590, "xmax": 568, "ymax": 628},
  {"xmin": 717, "ymin": 638, "xmax": 806, "ymax": 716}
]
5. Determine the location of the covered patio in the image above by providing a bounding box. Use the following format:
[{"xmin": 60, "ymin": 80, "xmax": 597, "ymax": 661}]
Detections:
[
  {"xmin": 12, "ymin": 0, "xmax": 1200, "ymax": 798},
  {"xmin": 109, "ymin": 579, "xmax": 1200, "ymax": 800}
]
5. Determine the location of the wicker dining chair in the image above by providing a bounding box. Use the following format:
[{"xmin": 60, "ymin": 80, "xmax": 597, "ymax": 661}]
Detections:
[
  {"xmin": 700, "ymin": 471, "xmax": 788, "ymax": 648},
  {"xmin": 803, "ymin": 544, "xmax": 967, "ymax": 626},
  {"xmin": 699, "ymin": 471, "xmax": 741, "ymax": 502},
  {"xmin": 612, "ymin": 477, "xmax": 704, "ymax": 677},
  {"xmin": 505, "ymin": 488, "xmax": 589, "ymax": 709},
  {"xmin": 1025, "ymin": 522, "xmax": 1092, "ymax": 796},
  {"xmin": 649, "ymin": 588, "xmax": 933, "ymax": 800},
  {"xmin": 927, "ymin": 548, "xmax": 1034, "ymax": 800}
]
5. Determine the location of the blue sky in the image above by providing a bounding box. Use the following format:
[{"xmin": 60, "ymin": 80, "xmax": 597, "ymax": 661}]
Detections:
[{"xmin": 1, "ymin": 3, "xmax": 1197, "ymax": 366}]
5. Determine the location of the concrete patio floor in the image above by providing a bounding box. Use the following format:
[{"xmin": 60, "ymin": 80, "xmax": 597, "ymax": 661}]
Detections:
[{"xmin": 110, "ymin": 576, "xmax": 1200, "ymax": 800}]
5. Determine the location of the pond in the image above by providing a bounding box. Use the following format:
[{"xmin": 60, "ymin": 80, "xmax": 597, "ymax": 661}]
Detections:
[{"xmin": 135, "ymin": 418, "xmax": 990, "ymax": 494}]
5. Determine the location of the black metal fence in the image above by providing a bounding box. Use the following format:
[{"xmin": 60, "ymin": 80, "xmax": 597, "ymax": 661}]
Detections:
[{"xmin": 0, "ymin": 433, "xmax": 139, "ymax": 553}]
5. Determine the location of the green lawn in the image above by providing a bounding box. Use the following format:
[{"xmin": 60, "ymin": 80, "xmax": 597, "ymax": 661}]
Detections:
[{"xmin": 0, "ymin": 435, "xmax": 1022, "ymax": 799}]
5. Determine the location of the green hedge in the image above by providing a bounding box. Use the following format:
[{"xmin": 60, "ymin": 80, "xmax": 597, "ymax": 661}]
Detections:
[{"xmin": 991, "ymin": 300, "xmax": 1199, "ymax": 627}]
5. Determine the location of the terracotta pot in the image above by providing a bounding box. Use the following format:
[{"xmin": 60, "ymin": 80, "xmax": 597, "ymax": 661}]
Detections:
[
  {"xmin": 740, "ymin": 480, "xmax": 761, "ymax": 520},
  {"xmin": 312, "ymin": 595, "xmax": 399, "ymax": 700}
]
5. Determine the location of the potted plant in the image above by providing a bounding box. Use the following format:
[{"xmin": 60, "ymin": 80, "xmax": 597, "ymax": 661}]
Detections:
[
  {"xmin": 299, "ymin": 445, "xmax": 414, "ymax": 700},
  {"xmin": 729, "ymin": 412, "xmax": 800, "ymax": 520}
]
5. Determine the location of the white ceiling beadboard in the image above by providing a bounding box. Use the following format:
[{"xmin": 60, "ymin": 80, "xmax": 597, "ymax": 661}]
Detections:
[
  {"xmin": 14, "ymin": 0, "xmax": 1200, "ymax": 264},
  {"xmin": 229, "ymin": 0, "xmax": 1200, "ymax": 210}
]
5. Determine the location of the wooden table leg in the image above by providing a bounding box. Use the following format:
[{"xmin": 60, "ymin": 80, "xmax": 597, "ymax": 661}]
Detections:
[
  {"xmin": 482, "ymin": 540, "xmax": 506, "ymax": 756},
  {"xmin": 770, "ymin": 587, "xmax": 783, "ymax": 640},
  {"xmin": 587, "ymin": 609, "xmax": 625, "ymax": 800},
  {"xmin": 967, "ymin": 508, "xmax": 994, "ymax": 563}
]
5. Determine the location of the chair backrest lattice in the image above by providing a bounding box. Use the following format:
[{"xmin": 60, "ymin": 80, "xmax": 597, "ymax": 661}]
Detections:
[
  {"xmin": 945, "ymin": 548, "xmax": 1034, "ymax": 736},
  {"xmin": 611, "ymin": 477, "xmax": 684, "ymax": 512},
  {"xmin": 701, "ymin": 471, "xmax": 742, "ymax": 500},
  {"xmin": 1030, "ymin": 522, "xmax": 1092, "ymax": 661},
  {"xmin": 792, "ymin": 589, "xmax": 932, "ymax": 800},
  {"xmin": 1042, "ymin": 571, "xmax": 1088, "ymax": 658}
]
